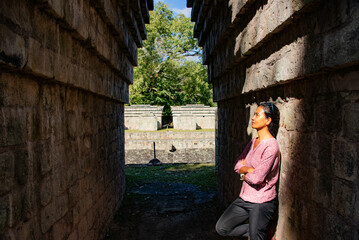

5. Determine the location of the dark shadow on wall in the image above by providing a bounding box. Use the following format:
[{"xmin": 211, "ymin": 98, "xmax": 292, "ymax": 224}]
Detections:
[{"xmin": 216, "ymin": 100, "xmax": 252, "ymax": 206}]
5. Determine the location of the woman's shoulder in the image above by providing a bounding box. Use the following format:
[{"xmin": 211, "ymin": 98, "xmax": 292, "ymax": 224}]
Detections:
[{"xmin": 263, "ymin": 138, "xmax": 279, "ymax": 150}]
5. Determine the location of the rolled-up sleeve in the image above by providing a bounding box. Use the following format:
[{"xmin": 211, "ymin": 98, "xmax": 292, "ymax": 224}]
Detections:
[
  {"xmin": 245, "ymin": 145, "xmax": 278, "ymax": 185},
  {"xmin": 234, "ymin": 140, "xmax": 253, "ymax": 173}
]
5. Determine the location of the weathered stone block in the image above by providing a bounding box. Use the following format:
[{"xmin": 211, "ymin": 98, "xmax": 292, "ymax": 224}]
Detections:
[
  {"xmin": 4, "ymin": 108, "xmax": 27, "ymax": 146},
  {"xmin": 65, "ymin": 89, "xmax": 78, "ymax": 112},
  {"xmin": 42, "ymin": 0, "xmax": 65, "ymax": 19},
  {"xmin": 0, "ymin": 74, "xmax": 20, "ymax": 107},
  {"xmin": 332, "ymin": 140, "xmax": 358, "ymax": 181},
  {"xmin": 52, "ymin": 164, "xmax": 67, "ymax": 196},
  {"xmin": 68, "ymin": 182, "xmax": 80, "ymax": 209},
  {"xmin": 243, "ymin": 38, "xmax": 305, "ymax": 93},
  {"xmin": 40, "ymin": 194, "xmax": 68, "ymax": 233},
  {"xmin": 33, "ymin": 143, "xmax": 52, "ymax": 176},
  {"xmin": 9, "ymin": 190, "xmax": 22, "ymax": 228},
  {"xmin": 25, "ymin": 38, "xmax": 54, "ymax": 78},
  {"xmin": 314, "ymin": 98, "xmax": 342, "ymax": 135},
  {"xmin": 342, "ymin": 102, "xmax": 359, "ymax": 141},
  {"xmin": 66, "ymin": 111, "xmax": 78, "ymax": 139},
  {"xmin": 41, "ymin": 85, "xmax": 56, "ymax": 112},
  {"xmin": 54, "ymin": 55, "xmax": 69, "ymax": 84},
  {"xmin": 58, "ymin": 31, "xmax": 73, "ymax": 58},
  {"xmin": 27, "ymin": 112, "xmax": 41, "ymax": 142},
  {"xmin": 323, "ymin": 14, "xmax": 359, "ymax": 68},
  {"xmin": 52, "ymin": 212, "xmax": 72, "ymax": 240},
  {"xmin": 66, "ymin": 163, "xmax": 79, "ymax": 189},
  {"xmin": 67, "ymin": 230, "xmax": 78, "ymax": 240},
  {"xmin": 22, "ymin": 182, "xmax": 37, "ymax": 222},
  {"xmin": 63, "ymin": 0, "xmax": 89, "ymax": 40},
  {"xmin": 20, "ymin": 78, "xmax": 39, "ymax": 107},
  {"xmin": 329, "ymin": 70, "xmax": 359, "ymax": 92},
  {"xmin": 0, "ymin": 111, "xmax": 5, "ymax": 147},
  {"xmin": 14, "ymin": 149, "xmax": 28, "ymax": 185},
  {"xmin": 0, "ymin": 23, "xmax": 26, "ymax": 68},
  {"xmin": 7, "ymin": 219, "xmax": 35, "ymax": 240},
  {"xmin": 229, "ymin": 0, "xmax": 250, "ymax": 23},
  {"xmin": 40, "ymin": 176, "xmax": 53, "ymax": 207},
  {"xmin": 355, "ymin": 192, "xmax": 359, "ymax": 223},
  {"xmin": 0, "ymin": 152, "xmax": 15, "ymax": 195},
  {"xmin": 332, "ymin": 179, "xmax": 355, "ymax": 218},
  {"xmin": 72, "ymin": 202, "xmax": 82, "ymax": 226},
  {"xmin": 39, "ymin": 111, "xmax": 52, "ymax": 140},
  {"xmin": 234, "ymin": 0, "xmax": 313, "ymax": 57},
  {"xmin": 282, "ymin": 100, "xmax": 302, "ymax": 131},
  {"xmin": 313, "ymin": 133, "xmax": 332, "ymax": 173},
  {"xmin": 325, "ymin": 212, "xmax": 356, "ymax": 239},
  {"xmin": 312, "ymin": 169, "xmax": 332, "ymax": 209},
  {"xmin": 78, "ymin": 216, "xmax": 89, "ymax": 240},
  {"xmin": 0, "ymin": 195, "xmax": 9, "ymax": 232}
]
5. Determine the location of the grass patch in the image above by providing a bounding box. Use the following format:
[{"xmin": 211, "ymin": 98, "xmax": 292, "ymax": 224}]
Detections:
[{"xmin": 125, "ymin": 163, "xmax": 217, "ymax": 192}]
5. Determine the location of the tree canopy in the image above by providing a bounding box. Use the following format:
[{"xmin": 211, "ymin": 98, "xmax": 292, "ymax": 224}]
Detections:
[{"xmin": 129, "ymin": 1, "xmax": 213, "ymax": 117}]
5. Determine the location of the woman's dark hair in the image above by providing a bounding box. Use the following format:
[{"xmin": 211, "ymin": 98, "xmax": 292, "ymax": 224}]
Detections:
[{"xmin": 259, "ymin": 102, "xmax": 280, "ymax": 138}]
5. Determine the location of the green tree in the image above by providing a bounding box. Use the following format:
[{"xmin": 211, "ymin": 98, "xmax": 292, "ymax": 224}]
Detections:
[{"xmin": 129, "ymin": 1, "xmax": 213, "ymax": 117}]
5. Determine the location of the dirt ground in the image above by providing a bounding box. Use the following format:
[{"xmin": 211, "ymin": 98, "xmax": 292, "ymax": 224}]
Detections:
[{"xmin": 104, "ymin": 181, "xmax": 224, "ymax": 240}]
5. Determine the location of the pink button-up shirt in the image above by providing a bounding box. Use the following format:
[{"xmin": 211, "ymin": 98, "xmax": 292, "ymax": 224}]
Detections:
[{"xmin": 234, "ymin": 138, "xmax": 280, "ymax": 204}]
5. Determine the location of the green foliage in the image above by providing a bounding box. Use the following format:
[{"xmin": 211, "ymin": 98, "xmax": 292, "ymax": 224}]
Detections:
[{"xmin": 129, "ymin": 2, "xmax": 213, "ymax": 116}]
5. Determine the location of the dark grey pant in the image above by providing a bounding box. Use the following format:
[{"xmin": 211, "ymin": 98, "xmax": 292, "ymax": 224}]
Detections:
[{"xmin": 215, "ymin": 197, "xmax": 277, "ymax": 240}]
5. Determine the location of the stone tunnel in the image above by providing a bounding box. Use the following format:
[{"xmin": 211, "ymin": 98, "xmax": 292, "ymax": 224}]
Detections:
[{"xmin": 1, "ymin": 0, "xmax": 359, "ymax": 239}]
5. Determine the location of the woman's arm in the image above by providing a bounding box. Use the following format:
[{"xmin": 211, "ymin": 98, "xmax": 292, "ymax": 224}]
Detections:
[
  {"xmin": 244, "ymin": 145, "xmax": 278, "ymax": 185},
  {"xmin": 234, "ymin": 140, "xmax": 254, "ymax": 173},
  {"xmin": 237, "ymin": 159, "xmax": 255, "ymax": 174}
]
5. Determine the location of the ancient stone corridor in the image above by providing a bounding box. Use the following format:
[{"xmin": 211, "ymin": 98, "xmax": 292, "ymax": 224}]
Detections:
[{"xmin": 1, "ymin": 0, "xmax": 359, "ymax": 239}]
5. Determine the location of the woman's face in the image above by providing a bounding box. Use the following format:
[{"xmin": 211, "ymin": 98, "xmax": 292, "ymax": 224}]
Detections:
[{"xmin": 251, "ymin": 106, "xmax": 271, "ymax": 130}]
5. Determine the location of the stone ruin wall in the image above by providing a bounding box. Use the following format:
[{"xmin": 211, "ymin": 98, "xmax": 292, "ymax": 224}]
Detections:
[
  {"xmin": 171, "ymin": 104, "xmax": 217, "ymax": 130},
  {"xmin": 188, "ymin": 0, "xmax": 359, "ymax": 239},
  {"xmin": 125, "ymin": 105, "xmax": 164, "ymax": 131},
  {"xmin": 125, "ymin": 131, "xmax": 215, "ymax": 165},
  {"xmin": 0, "ymin": 0, "xmax": 152, "ymax": 239},
  {"xmin": 124, "ymin": 104, "xmax": 216, "ymax": 165}
]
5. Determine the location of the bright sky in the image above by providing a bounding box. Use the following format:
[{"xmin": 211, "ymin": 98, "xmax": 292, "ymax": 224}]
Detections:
[{"xmin": 154, "ymin": 0, "xmax": 191, "ymax": 17}]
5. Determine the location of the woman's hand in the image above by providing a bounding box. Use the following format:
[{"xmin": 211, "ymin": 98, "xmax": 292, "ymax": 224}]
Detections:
[
  {"xmin": 238, "ymin": 166, "xmax": 255, "ymax": 174},
  {"xmin": 242, "ymin": 167, "xmax": 255, "ymax": 181},
  {"xmin": 241, "ymin": 160, "xmax": 254, "ymax": 172},
  {"xmin": 238, "ymin": 159, "xmax": 255, "ymax": 174}
]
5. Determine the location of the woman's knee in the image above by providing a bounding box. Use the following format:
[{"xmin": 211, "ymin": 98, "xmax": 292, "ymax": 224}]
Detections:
[{"xmin": 215, "ymin": 219, "xmax": 229, "ymax": 236}]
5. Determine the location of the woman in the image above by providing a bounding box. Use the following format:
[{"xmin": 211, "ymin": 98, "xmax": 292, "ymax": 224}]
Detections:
[{"xmin": 216, "ymin": 103, "xmax": 280, "ymax": 240}]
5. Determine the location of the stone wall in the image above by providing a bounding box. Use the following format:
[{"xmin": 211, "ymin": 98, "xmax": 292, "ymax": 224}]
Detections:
[
  {"xmin": 0, "ymin": 0, "xmax": 152, "ymax": 239},
  {"xmin": 188, "ymin": 0, "xmax": 359, "ymax": 239},
  {"xmin": 125, "ymin": 131, "xmax": 215, "ymax": 164},
  {"xmin": 171, "ymin": 104, "xmax": 217, "ymax": 130},
  {"xmin": 125, "ymin": 105, "xmax": 164, "ymax": 131}
]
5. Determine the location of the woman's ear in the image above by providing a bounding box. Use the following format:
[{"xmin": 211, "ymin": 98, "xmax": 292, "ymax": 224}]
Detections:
[{"xmin": 266, "ymin": 117, "xmax": 272, "ymax": 126}]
